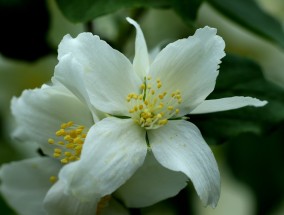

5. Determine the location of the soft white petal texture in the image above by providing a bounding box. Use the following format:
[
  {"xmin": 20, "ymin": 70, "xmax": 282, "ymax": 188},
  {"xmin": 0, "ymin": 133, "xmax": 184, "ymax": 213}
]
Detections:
[
  {"xmin": 190, "ymin": 96, "xmax": 267, "ymax": 114},
  {"xmin": 55, "ymin": 32, "xmax": 141, "ymax": 116},
  {"xmin": 11, "ymin": 84, "xmax": 93, "ymax": 156},
  {"xmin": 0, "ymin": 157, "xmax": 61, "ymax": 215},
  {"xmin": 44, "ymin": 180, "xmax": 98, "ymax": 215},
  {"xmin": 126, "ymin": 17, "xmax": 150, "ymax": 80},
  {"xmin": 149, "ymin": 26, "xmax": 225, "ymax": 116},
  {"xmin": 53, "ymin": 54, "xmax": 104, "ymax": 122},
  {"xmin": 148, "ymin": 120, "xmax": 220, "ymax": 208},
  {"xmin": 115, "ymin": 152, "xmax": 188, "ymax": 207},
  {"xmin": 59, "ymin": 117, "xmax": 147, "ymax": 201}
]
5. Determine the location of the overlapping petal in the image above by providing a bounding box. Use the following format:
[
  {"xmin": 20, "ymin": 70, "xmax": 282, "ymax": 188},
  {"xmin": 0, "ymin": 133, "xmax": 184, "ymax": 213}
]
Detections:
[
  {"xmin": 190, "ymin": 96, "xmax": 267, "ymax": 114},
  {"xmin": 55, "ymin": 32, "xmax": 142, "ymax": 116},
  {"xmin": 148, "ymin": 120, "xmax": 220, "ymax": 207},
  {"xmin": 44, "ymin": 180, "xmax": 98, "ymax": 215},
  {"xmin": 0, "ymin": 157, "xmax": 61, "ymax": 215},
  {"xmin": 127, "ymin": 17, "xmax": 150, "ymax": 80},
  {"xmin": 59, "ymin": 117, "xmax": 147, "ymax": 201},
  {"xmin": 149, "ymin": 26, "xmax": 225, "ymax": 116},
  {"xmin": 11, "ymin": 84, "xmax": 93, "ymax": 156},
  {"xmin": 115, "ymin": 152, "xmax": 188, "ymax": 207}
]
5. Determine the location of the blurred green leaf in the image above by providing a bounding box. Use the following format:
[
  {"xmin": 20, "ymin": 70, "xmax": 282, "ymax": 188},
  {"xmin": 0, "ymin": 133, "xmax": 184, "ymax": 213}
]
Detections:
[
  {"xmin": 207, "ymin": 0, "xmax": 284, "ymax": 49},
  {"xmin": 55, "ymin": 0, "xmax": 203, "ymax": 25},
  {"xmin": 173, "ymin": 0, "xmax": 204, "ymax": 26},
  {"xmin": 191, "ymin": 54, "xmax": 284, "ymax": 144},
  {"xmin": 224, "ymin": 124, "xmax": 284, "ymax": 215},
  {"xmin": 55, "ymin": 0, "xmax": 171, "ymax": 22}
]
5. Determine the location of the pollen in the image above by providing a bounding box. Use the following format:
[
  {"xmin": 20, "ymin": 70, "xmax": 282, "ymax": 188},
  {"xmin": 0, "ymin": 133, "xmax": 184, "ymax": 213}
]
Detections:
[
  {"xmin": 47, "ymin": 121, "xmax": 88, "ymax": 164},
  {"xmin": 126, "ymin": 77, "xmax": 183, "ymax": 129},
  {"xmin": 49, "ymin": 175, "xmax": 57, "ymax": 183}
]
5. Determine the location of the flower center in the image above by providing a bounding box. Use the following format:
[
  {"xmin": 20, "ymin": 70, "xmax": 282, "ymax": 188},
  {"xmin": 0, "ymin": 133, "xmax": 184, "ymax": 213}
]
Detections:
[
  {"xmin": 48, "ymin": 121, "xmax": 88, "ymax": 164},
  {"xmin": 126, "ymin": 76, "xmax": 182, "ymax": 129}
]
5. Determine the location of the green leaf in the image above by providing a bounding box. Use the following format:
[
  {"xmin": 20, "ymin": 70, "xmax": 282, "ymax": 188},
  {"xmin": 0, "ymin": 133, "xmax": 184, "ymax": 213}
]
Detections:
[
  {"xmin": 55, "ymin": 0, "xmax": 172, "ymax": 23},
  {"xmin": 173, "ymin": 0, "xmax": 204, "ymax": 27},
  {"xmin": 224, "ymin": 126, "xmax": 284, "ymax": 214},
  {"xmin": 190, "ymin": 54, "xmax": 284, "ymax": 144},
  {"xmin": 207, "ymin": 0, "xmax": 284, "ymax": 49}
]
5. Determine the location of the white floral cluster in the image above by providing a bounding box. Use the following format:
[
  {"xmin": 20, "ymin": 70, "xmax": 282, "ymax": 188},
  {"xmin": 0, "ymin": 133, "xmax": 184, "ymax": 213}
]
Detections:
[{"xmin": 0, "ymin": 18, "xmax": 266, "ymax": 215}]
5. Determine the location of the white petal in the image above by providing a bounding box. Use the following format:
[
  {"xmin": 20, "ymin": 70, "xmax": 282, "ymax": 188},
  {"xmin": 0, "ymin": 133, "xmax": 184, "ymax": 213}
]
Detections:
[
  {"xmin": 11, "ymin": 84, "xmax": 93, "ymax": 156},
  {"xmin": 55, "ymin": 32, "xmax": 141, "ymax": 116},
  {"xmin": 44, "ymin": 180, "xmax": 97, "ymax": 215},
  {"xmin": 149, "ymin": 26, "xmax": 225, "ymax": 115},
  {"xmin": 115, "ymin": 152, "xmax": 188, "ymax": 207},
  {"xmin": 148, "ymin": 120, "xmax": 220, "ymax": 207},
  {"xmin": 126, "ymin": 17, "xmax": 150, "ymax": 79},
  {"xmin": 53, "ymin": 54, "xmax": 104, "ymax": 122},
  {"xmin": 190, "ymin": 96, "xmax": 267, "ymax": 114},
  {"xmin": 59, "ymin": 117, "xmax": 147, "ymax": 201},
  {"xmin": 0, "ymin": 157, "xmax": 61, "ymax": 215}
]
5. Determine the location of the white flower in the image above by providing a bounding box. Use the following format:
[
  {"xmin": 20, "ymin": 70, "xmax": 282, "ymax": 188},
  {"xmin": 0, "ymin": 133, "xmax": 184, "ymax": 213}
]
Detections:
[
  {"xmin": 0, "ymin": 157, "xmax": 129, "ymax": 215},
  {"xmin": 53, "ymin": 17, "xmax": 267, "ymax": 208},
  {"xmin": 3, "ymin": 18, "xmax": 193, "ymax": 213}
]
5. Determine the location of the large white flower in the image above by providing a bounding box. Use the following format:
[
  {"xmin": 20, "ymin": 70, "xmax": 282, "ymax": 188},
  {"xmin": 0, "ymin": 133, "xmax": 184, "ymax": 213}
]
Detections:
[{"xmin": 54, "ymin": 17, "xmax": 267, "ymax": 208}]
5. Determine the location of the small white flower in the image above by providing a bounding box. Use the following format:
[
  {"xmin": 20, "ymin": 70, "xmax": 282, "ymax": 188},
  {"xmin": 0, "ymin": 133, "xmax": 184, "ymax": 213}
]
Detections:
[
  {"xmin": 0, "ymin": 157, "xmax": 129, "ymax": 215},
  {"xmin": 53, "ymin": 17, "xmax": 267, "ymax": 208}
]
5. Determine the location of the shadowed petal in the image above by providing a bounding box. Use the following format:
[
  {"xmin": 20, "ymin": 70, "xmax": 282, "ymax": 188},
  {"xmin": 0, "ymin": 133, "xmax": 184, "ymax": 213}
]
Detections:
[
  {"xmin": 148, "ymin": 120, "xmax": 220, "ymax": 207},
  {"xmin": 115, "ymin": 152, "xmax": 188, "ymax": 207},
  {"xmin": 11, "ymin": 84, "xmax": 93, "ymax": 156},
  {"xmin": 59, "ymin": 118, "xmax": 147, "ymax": 201},
  {"xmin": 0, "ymin": 157, "xmax": 61, "ymax": 215}
]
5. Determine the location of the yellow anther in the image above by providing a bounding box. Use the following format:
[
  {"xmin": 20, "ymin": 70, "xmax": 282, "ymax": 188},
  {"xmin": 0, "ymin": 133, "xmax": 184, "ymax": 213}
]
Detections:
[
  {"xmin": 127, "ymin": 78, "xmax": 183, "ymax": 129},
  {"xmin": 48, "ymin": 138, "xmax": 55, "ymax": 144},
  {"xmin": 158, "ymin": 103, "xmax": 164, "ymax": 108},
  {"xmin": 147, "ymin": 76, "xmax": 152, "ymax": 80},
  {"xmin": 81, "ymin": 133, "xmax": 87, "ymax": 138},
  {"xmin": 66, "ymin": 143, "xmax": 74, "ymax": 149},
  {"xmin": 49, "ymin": 176, "xmax": 57, "ymax": 183},
  {"xmin": 60, "ymin": 123, "xmax": 68, "ymax": 129},
  {"xmin": 64, "ymin": 151, "xmax": 72, "ymax": 157},
  {"xmin": 54, "ymin": 148, "xmax": 62, "ymax": 153},
  {"xmin": 158, "ymin": 119, "xmax": 168, "ymax": 125},
  {"xmin": 61, "ymin": 158, "xmax": 69, "ymax": 164},
  {"xmin": 56, "ymin": 129, "xmax": 65, "ymax": 136},
  {"xmin": 53, "ymin": 153, "xmax": 61, "ymax": 158},
  {"xmin": 76, "ymin": 129, "xmax": 83, "ymax": 134},
  {"xmin": 69, "ymin": 130, "xmax": 77, "ymax": 138},
  {"xmin": 156, "ymin": 113, "xmax": 162, "ymax": 119},
  {"xmin": 67, "ymin": 121, "xmax": 74, "ymax": 127},
  {"xmin": 58, "ymin": 141, "xmax": 65, "ymax": 145},
  {"xmin": 69, "ymin": 156, "xmax": 77, "ymax": 161},
  {"xmin": 64, "ymin": 135, "xmax": 71, "ymax": 141},
  {"xmin": 74, "ymin": 137, "xmax": 83, "ymax": 144}
]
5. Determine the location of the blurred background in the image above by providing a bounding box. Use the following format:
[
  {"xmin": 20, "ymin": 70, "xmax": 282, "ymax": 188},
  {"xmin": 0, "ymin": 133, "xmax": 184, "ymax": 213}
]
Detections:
[{"xmin": 1, "ymin": 0, "xmax": 284, "ymax": 214}]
